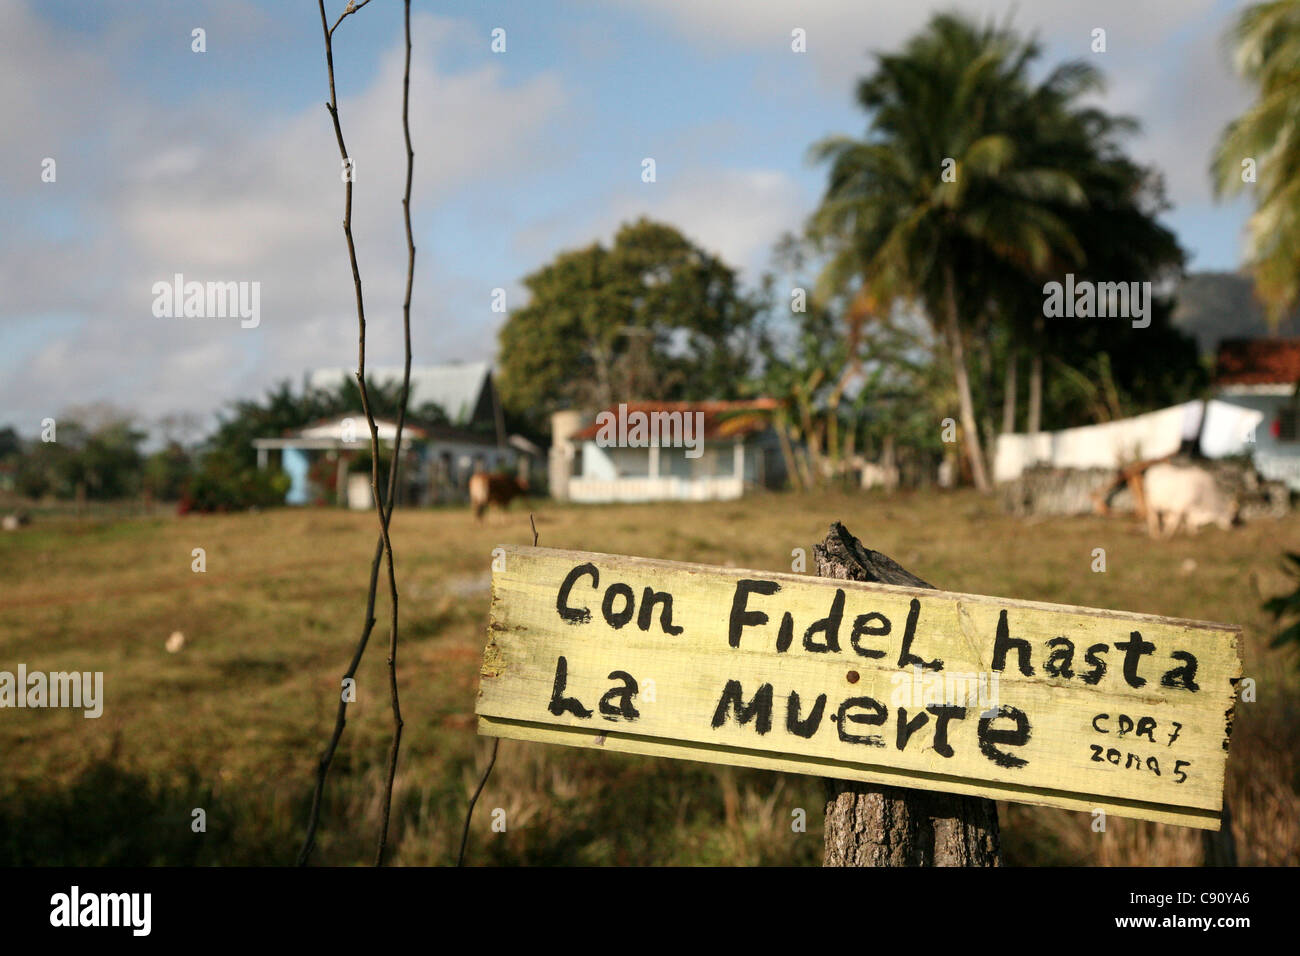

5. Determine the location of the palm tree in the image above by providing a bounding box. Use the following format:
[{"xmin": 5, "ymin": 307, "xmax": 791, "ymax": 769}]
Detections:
[
  {"xmin": 1213, "ymin": 0, "xmax": 1300, "ymax": 327},
  {"xmin": 1001, "ymin": 89, "xmax": 1182, "ymax": 437},
  {"xmin": 809, "ymin": 13, "xmax": 1087, "ymax": 491}
]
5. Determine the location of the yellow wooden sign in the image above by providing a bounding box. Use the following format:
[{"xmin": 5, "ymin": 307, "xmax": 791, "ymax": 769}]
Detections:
[{"xmin": 476, "ymin": 546, "xmax": 1241, "ymax": 830}]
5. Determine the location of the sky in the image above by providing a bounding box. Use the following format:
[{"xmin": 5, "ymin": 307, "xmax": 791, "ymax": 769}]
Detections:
[{"xmin": 0, "ymin": 0, "xmax": 1259, "ymax": 439}]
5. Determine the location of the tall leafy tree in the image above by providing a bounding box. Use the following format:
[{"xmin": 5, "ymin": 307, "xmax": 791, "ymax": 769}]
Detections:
[
  {"xmin": 11, "ymin": 418, "xmax": 145, "ymax": 500},
  {"xmin": 810, "ymin": 13, "xmax": 1190, "ymax": 486},
  {"xmin": 749, "ymin": 235, "xmax": 947, "ymax": 489},
  {"xmin": 997, "ymin": 84, "xmax": 1187, "ymax": 432},
  {"xmin": 809, "ymin": 13, "xmax": 1089, "ymax": 491},
  {"xmin": 496, "ymin": 218, "xmax": 762, "ymax": 428},
  {"xmin": 1214, "ymin": 0, "xmax": 1300, "ymax": 327}
]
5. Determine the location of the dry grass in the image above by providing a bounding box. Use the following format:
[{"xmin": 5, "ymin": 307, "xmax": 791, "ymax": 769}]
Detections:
[{"xmin": 0, "ymin": 488, "xmax": 1295, "ymax": 865}]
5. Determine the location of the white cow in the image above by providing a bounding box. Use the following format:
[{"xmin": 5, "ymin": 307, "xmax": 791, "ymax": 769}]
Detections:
[
  {"xmin": 1143, "ymin": 463, "xmax": 1237, "ymax": 537},
  {"xmin": 1, "ymin": 512, "xmax": 29, "ymax": 531},
  {"xmin": 859, "ymin": 462, "xmax": 900, "ymax": 491}
]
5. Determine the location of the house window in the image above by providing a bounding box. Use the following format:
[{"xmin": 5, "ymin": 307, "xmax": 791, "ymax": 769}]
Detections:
[
  {"xmin": 713, "ymin": 446, "xmax": 734, "ymax": 477},
  {"xmin": 657, "ymin": 447, "xmax": 690, "ymax": 478},
  {"xmin": 1279, "ymin": 406, "xmax": 1299, "ymax": 442},
  {"xmin": 610, "ymin": 447, "xmax": 649, "ymax": 478}
]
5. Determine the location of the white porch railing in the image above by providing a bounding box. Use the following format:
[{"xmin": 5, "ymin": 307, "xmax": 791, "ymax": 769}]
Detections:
[{"xmin": 567, "ymin": 475, "xmax": 745, "ymax": 503}]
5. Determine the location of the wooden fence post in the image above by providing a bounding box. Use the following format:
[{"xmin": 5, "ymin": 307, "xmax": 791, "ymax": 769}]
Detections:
[
  {"xmin": 814, "ymin": 521, "xmax": 1002, "ymax": 866},
  {"xmin": 1201, "ymin": 801, "xmax": 1238, "ymax": 866}
]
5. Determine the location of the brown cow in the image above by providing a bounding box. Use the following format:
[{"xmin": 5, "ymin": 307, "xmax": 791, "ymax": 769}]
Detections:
[{"xmin": 469, "ymin": 472, "xmax": 529, "ymax": 521}]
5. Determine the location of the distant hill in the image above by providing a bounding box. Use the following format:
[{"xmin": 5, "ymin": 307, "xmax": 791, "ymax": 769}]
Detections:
[{"xmin": 1172, "ymin": 272, "xmax": 1300, "ymax": 357}]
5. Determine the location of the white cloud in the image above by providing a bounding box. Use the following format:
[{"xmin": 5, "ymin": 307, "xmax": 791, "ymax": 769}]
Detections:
[
  {"xmin": 516, "ymin": 167, "xmax": 806, "ymax": 282},
  {"xmin": 611, "ymin": 169, "xmax": 806, "ymax": 275},
  {"xmin": 613, "ymin": 0, "xmax": 1222, "ymax": 65},
  {"xmin": 0, "ymin": 0, "xmax": 1259, "ymax": 436},
  {"xmin": 614, "ymin": 0, "xmax": 1249, "ymax": 209},
  {"xmin": 0, "ymin": 5, "xmax": 565, "ymax": 430}
]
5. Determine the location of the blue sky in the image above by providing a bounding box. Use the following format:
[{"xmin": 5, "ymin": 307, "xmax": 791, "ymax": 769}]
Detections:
[{"xmin": 0, "ymin": 0, "xmax": 1258, "ymax": 437}]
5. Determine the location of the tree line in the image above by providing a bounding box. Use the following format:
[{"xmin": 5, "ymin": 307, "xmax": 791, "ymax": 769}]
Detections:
[
  {"xmin": 0, "ymin": 378, "xmax": 458, "ymax": 511},
  {"xmin": 5, "ymin": 5, "xmax": 1296, "ymax": 505},
  {"xmin": 497, "ymin": 6, "xmax": 1296, "ymax": 492}
]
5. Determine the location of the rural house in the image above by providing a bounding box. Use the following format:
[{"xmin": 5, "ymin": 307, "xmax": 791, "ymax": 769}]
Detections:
[
  {"xmin": 307, "ymin": 360, "xmax": 507, "ymax": 444},
  {"xmin": 1212, "ymin": 338, "xmax": 1300, "ymax": 489},
  {"xmin": 254, "ymin": 362, "xmax": 532, "ymax": 508},
  {"xmin": 991, "ymin": 338, "xmax": 1300, "ymax": 494},
  {"xmin": 992, "ymin": 401, "xmax": 1265, "ymax": 483},
  {"xmin": 253, "ymin": 414, "xmax": 518, "ymax": 508},
  {"xmin": 549, "ymin": 400, "xmax": 788, "ymax": 503}
]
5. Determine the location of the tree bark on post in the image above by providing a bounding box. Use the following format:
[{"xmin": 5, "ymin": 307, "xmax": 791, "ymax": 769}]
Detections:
[
  {"xmin": 1027, "ymin": 316, "xmax": 1044, "ymax": 440},
  {"xmin": 1201, "ymin": 802, "xmax": 1238, "ymax": 866},
  {"xmin": 1002, "ymin": 349, "xmax": 1017, "ymax": 436},
  {"xmin": 815, "ymin": 521, "xmax": 1002, "ymax": 866},
  {"xmin": 943, "ymin": 263, "xmax": 992, "ymax": 492}
]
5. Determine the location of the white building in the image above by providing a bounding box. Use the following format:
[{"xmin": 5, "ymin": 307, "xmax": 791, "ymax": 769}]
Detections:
[
  {"xmin": 253, "ymin": 363, "xmax": 535, "ymax": 507},
  {"xmin": 550, "ymin": 400, "xmax": 788, "ymax": 503},
  {"xmin": 1211, "ymin": 338, "xmax": 1300, "ymax": 489},
  {"xmin": 993, "ymin": 338, "xmax": 1300, "ymax": 491},
  {"xmin": 253, "ymin": 414, "xmax": 518, "ymax": 508}
]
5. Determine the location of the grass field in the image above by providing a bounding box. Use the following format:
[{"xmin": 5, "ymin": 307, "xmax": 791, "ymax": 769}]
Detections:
[{"xmin": 0, "ymin": 488, "xmax": 1296, "ymax": 866}]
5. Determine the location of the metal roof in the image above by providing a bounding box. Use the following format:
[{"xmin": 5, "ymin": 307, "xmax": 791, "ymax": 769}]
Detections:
[{"xmin": 306, "ymin": 361, "xmax": 492, "ymax": 425}]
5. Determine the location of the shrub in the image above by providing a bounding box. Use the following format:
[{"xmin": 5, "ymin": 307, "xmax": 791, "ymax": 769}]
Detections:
[
  {"xmin": 183, "ymin": 452, "xmax": 290, "ymax": 512},
  {"xmin": 1263, "ymin": 551, "xmax": 1300, "ymax": 666}
]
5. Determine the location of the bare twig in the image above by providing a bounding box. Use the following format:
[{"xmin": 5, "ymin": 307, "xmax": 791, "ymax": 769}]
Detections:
[
  {"xmin": 458, "ymin": 515, "xmax": 536, "ymax": 866},
  {"xmin": 299, "ymin": 0, "xmax": 413, "ymax": 868},
  {"xmin": 329, "ymin": 0, "xmax": 373, "ymax": 37},
  {"xmin": 457, "ymin": 738, "xmax": 499, "ymax": 867},
  {"xmin": 374, "ymin": 0, "xmax": 415, "ymax": 867}
]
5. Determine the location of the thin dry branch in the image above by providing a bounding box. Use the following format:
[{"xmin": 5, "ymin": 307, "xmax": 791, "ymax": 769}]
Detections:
[
  {"xmin": 329, "ymin": 0, "xmax": 373, "ymax": 37},
  {"xmin": 457, "ymin": 514, "xmax": 537, "ymax": 866},
  {"xmin": 299, "ymin": 0, "xmax": 413, "ymax": 868},
  {"xmin": 374, "ymin": 0, "xmax": 415, "ymax": 867},
  {"xmin": 457, "ymin": 738, "xmax": 499, "ymax": 867}
]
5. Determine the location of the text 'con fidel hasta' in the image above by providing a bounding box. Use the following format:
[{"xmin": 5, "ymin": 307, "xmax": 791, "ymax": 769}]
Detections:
[{"xmin": 540, "ymin": 563, "xmax": 1205, "ymax": 770}]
